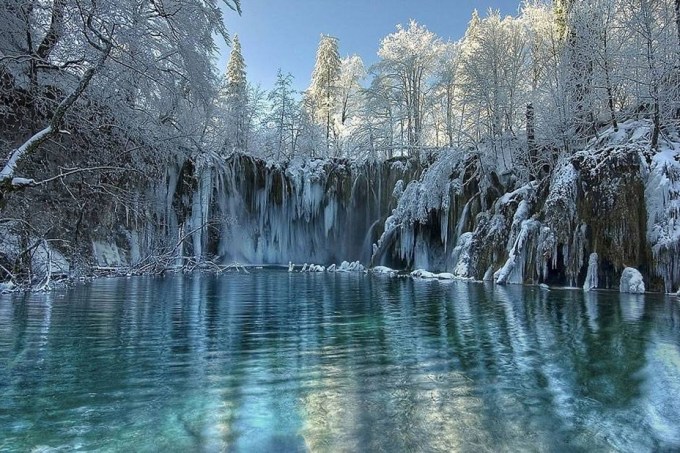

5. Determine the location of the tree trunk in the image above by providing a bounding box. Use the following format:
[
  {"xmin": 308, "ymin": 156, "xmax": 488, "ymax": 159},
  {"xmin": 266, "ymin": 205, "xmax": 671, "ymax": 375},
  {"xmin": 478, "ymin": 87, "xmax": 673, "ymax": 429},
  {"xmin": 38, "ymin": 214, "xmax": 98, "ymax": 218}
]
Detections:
[
  {"xmin": 526, "ymin": 103, "xmax": 536, "ymax": 167},
  {"xmin": 36, "ymin": 0, "xmax": 66, "ymax": 61},
  {"xmin": 676, "ymin": 0, "xmax": 680, "ymax": 53},
  {"xmin": 675, "ymin": 0, "xmax": 680, "ymax": 118}
]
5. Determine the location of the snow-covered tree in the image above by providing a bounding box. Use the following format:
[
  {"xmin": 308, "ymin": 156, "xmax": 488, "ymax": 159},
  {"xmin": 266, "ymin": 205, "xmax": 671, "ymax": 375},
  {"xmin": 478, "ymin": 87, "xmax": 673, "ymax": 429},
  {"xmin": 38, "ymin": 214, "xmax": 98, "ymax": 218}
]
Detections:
[
  {"xmin": 432, "ymin": 42, "xmax": 462, "ymax": 147},
  {"xmin": 221, "ymin": 34, "xmax": 248, "ymax": 152},
  {"xmin": 306, "ymin": 35, "xmax": 341, "ymax": 152},
  {"xmin": 374, "ymin": 20, "xmax": 443, "ymax": 155},
  {"xmin": 618, "ymin": 0, "xmax": 676, "ymax": 148},
  {"xmin": 0, "ymin": 0, "xmax": 241, "ymax": 199},
  {"xmin": 458, "ymin": 10, "xmax": 530, "ymax": 166},
  {"xmin": 267, "ymin": 69, "xmax": 300, "ymax": 160},
  {"xmin": 337, "ymin": 55, "xmax": 366, "ymax": 126}
]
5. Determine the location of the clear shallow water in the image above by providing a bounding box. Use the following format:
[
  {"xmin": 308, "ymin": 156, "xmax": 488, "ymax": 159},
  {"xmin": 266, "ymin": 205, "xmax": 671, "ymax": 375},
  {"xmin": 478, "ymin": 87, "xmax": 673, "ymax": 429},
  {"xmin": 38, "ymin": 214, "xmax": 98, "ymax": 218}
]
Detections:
[{"xmin": 1, "ymin": 271, "xmax": 680, "ymax": 452}]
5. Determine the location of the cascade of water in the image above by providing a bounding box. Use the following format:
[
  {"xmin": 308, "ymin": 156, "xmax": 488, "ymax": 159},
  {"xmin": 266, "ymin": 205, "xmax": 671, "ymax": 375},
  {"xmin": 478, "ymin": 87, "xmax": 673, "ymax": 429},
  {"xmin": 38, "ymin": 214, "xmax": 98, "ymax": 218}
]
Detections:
[
  {"xmin": 583, "ymin": 253, "xmax": 599, "ymax": 291},
  {"xmin": 179, "ymin": 155, "xmax": 414, "ymax": 266},
  {"xmin": 455, "ymin": 196, "xmax": 474, "ymax": 241}
]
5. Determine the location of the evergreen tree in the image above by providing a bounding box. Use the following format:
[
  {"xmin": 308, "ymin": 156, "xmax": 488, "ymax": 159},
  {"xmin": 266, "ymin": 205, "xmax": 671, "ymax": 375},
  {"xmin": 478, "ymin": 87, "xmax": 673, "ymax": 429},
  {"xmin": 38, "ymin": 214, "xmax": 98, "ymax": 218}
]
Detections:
[
  {"xmin": 307, "ymin": 35, "xmax": 341, "ymax": 152},
  {"xmin": 223, "ymin": 35, "xmax": 248, "ymax": 151}
]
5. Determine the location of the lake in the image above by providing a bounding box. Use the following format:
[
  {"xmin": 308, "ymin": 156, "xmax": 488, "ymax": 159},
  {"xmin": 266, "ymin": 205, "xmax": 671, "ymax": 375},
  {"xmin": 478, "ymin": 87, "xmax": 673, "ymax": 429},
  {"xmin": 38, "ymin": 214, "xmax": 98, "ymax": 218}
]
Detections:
[{"xmin": 1, "ymin": 271, "xmax": 680, "ymax": 452}]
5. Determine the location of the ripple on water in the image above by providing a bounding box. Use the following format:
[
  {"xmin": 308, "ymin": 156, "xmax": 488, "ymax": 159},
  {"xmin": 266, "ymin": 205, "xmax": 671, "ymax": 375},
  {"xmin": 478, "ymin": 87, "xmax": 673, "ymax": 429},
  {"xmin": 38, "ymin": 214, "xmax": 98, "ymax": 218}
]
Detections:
[{"xmin": 0, "ymin": 272, "xmax": 679, "ymax": 452}]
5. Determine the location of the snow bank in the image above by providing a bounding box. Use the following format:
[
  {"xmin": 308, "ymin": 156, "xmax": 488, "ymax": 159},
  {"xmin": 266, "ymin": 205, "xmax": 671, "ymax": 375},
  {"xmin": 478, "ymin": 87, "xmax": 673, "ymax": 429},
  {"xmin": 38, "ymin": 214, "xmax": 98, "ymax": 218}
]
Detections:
[{"xmin": 619, "ymin": 267, "xmax": 645, "ymax": 294}]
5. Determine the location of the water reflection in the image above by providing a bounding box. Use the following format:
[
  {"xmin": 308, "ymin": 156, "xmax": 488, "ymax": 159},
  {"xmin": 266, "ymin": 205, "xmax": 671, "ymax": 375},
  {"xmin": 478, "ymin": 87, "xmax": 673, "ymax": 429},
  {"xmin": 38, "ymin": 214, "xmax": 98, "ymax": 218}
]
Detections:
[{"xmin": 1, "ymin": 272, "xmax": 679, "ymax": 452}]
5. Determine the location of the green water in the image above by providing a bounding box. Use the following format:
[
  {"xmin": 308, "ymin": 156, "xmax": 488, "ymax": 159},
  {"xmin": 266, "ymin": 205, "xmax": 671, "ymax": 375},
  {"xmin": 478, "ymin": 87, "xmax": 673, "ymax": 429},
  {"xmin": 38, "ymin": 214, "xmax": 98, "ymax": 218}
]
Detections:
[{"xmin": 1, "ymin": 271, "xmax": 679, "ymax": 452}]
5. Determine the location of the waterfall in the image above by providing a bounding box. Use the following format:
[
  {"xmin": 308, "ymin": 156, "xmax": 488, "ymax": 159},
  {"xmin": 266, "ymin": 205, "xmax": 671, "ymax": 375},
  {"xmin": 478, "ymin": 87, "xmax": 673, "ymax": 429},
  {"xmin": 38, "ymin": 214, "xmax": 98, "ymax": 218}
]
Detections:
[
  {"xmin": 171, "ymin": 155, "xmax": 418, "ymax": 266},
  {"xmin": 583, "ymin": 253, "xmax": 598, "ymax": 291}
]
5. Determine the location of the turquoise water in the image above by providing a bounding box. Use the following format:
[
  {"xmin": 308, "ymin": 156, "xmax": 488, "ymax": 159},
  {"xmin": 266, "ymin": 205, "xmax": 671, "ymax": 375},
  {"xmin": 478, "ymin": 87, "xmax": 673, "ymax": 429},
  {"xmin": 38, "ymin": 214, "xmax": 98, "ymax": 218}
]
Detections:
[{"xmin": 1, "ymin": 271, "xmax": 680, "ymax": 452}]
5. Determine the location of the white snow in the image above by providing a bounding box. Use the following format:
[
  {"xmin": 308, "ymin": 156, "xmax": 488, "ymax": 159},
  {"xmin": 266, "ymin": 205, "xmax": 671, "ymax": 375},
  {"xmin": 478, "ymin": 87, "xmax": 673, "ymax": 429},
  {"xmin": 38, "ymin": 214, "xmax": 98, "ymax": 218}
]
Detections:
[
  {"xmin": 495, "ymin": 219, "xmax": 540, "ymax": 285},
  {"xmin": 331, "ymin": 261, "xmax": 366, "ymax": 273},
  {"xmin": 10, "ymin": 177, "xmax": 36, "ymax": 187},
  {"xmin": 372, "ymin": 266, "xmax": 398, "ymax": 277},
  {"xmin": 410, "ymin": 269, "xmax": 456, "ymax": 280},
  {"xmin": 644, "ymin": 144, "xmax": 680, "ymax": 293},
  {"xmin": 451, "ymin": 232, "xmax": 474, "ymax": 278},
  {"xmin": 619, "ymin": 267, "xmax": 645, "ymax": 294}
]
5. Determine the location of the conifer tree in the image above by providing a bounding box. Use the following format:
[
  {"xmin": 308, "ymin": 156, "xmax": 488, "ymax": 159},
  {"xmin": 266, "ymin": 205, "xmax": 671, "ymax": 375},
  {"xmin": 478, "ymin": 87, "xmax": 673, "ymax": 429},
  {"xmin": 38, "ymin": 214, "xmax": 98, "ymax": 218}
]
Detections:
[
  {"xmin": 223, "ymin": 35, "xmax": 248, "ymax": 151},
  {"xmin": 307, "ymin": 35, "xmax": 341, "ymax": 151}
]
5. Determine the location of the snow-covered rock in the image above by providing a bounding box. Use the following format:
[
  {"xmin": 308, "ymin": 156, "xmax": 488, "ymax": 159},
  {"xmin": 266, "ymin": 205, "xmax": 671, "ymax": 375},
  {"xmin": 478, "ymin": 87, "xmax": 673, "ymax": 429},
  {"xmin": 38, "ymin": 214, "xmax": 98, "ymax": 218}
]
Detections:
[
  {"xmin": 410, "ymin": 269, "xmax": 456, "ymax": 280},
  {"xmin": 0, "ymin": 281, "xmax": 15, "ymax": 292},
  {"xmin": 301, "ymin": 264, "xmax": 325, "ymax": 272},
  {"xmin": 300, "ymin": 263, "xmax": 327, "ymax": 272},
  {"xmin": 411, "ymin": 269, "xmax": 437, "ymax": 279},
  {"xmin": 620, "ymin": 267, "xmax": 645, "ymax": 294},
  {"xmin": 335, "ymin": 261, "xmax": 365, "ymax": 272},
  {"xmin": 92, "ymin": 241, "xmax": 127, "ymax": 268},
  {"xmin": 372, "ymin": 266, "xmax": 398, "ymax": 277}
]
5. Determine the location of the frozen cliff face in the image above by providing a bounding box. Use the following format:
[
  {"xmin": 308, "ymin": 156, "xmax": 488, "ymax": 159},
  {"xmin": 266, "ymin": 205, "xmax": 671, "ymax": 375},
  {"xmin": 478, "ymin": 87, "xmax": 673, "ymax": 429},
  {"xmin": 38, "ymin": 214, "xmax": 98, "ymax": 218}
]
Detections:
[
  {"xmin": 466, "ymin": 181, "xmax": 539, "ymax": 281},
  {"xmin": 620, "ymin": 267, "xmax": 645, "ymax": 294},
  {"xmin": 368, "ymin": 120, "xmax": 673, "ymax": 291},
  {"xmin": 371, "ymin": 150, "xmax": 480, "ymax": 271},
  {"xmin": 182, "ymin": 154, "xmax": 416, "ymax": 266},
  {"xmin": 645, "ymin": 144, "xmax": 680, "ymax": 293}
]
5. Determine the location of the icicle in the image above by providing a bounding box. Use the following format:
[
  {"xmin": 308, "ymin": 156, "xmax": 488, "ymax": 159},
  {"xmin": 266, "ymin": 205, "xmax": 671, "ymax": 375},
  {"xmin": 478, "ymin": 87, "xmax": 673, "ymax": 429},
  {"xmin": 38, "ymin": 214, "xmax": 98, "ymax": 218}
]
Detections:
[{"xmin": 440, "ymin": 204, "xmax": 449, "ymax": 253}]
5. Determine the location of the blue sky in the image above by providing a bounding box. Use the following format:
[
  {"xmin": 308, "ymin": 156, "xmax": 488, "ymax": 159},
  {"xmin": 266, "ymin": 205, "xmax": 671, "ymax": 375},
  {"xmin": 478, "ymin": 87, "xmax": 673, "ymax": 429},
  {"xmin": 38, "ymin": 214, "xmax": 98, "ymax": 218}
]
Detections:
[{"xmin": 218, "ymin": 1, "xmax": 522, "ymax": 92}]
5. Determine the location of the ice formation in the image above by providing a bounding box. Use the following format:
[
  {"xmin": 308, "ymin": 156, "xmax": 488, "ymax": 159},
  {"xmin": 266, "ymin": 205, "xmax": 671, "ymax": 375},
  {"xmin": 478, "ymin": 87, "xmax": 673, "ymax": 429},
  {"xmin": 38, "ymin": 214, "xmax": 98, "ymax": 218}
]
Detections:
[
  {"xmin": 583, "ymin": 253, "xmax": 598, "ymax": 292},
  {"xmin": 26, "ymin": 120, "xmax": 674, "ymax": 293},
  {"xmin": 620, "ymin": 267, "xmax": 645, "ymax": 294},
  {"xmin": 140, "ymin": 154, "xmax": 415, "ymax": 269},
  {"xmin": 645, "ymin": 144, "xmax": 680, "ymax": 293}
]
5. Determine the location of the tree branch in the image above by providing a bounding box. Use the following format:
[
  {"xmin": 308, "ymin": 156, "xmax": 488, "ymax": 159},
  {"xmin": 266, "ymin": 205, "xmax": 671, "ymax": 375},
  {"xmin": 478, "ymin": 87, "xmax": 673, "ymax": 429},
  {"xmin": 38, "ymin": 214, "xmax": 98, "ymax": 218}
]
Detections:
[{"xmin": 1, "ymin": 34, "xmax": 114, "ymax": 200}]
